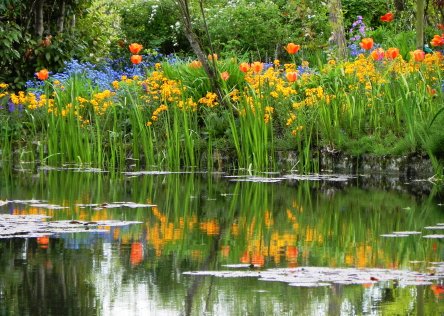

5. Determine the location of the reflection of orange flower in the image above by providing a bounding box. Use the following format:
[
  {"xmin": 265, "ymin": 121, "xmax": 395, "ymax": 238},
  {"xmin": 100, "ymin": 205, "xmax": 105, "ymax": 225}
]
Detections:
[
  {"xmin": 240, "ymin": 251, "xmax": 250, "ymax": 263},
  {"xmin": 221, "ymin": 245, "xmax": 230, "ymax": 257},
  {"xmin": 130, "ymin": 242, "xmax": 144, "ymax": 266},
  {"xmin": 431, "ymin": 284, "xmax": 444, "ymax": 297},
  {"xmin": 37, "ymin": 236, "xmax": 50, "ymax": 248},
  {"xmin": 251, "ymin": 253, "xmax": 265, "ymax": 267},
  {"xmin": 359, "ymin": 38, "xmax": 374, "ymax": 50},
  {"xmin": 286, "ymin": 246, "xmax": 298, "ymax": 259},
  {"xmin": 129, "ymin": 43, "xmax": 143, "ymax": 54}
]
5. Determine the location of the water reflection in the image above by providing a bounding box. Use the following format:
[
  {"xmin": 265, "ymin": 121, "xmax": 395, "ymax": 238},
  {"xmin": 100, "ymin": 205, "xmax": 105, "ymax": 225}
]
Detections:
[{"xmin": 0, "ymin": 170, "xmax": 443, "ymax": 315}]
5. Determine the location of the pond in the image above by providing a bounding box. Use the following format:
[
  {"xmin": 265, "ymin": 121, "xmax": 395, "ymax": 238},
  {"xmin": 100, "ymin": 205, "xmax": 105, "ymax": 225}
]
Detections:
[{"xmin": 0, "ymin": 168, "xmax": 443, "ymax": 315}]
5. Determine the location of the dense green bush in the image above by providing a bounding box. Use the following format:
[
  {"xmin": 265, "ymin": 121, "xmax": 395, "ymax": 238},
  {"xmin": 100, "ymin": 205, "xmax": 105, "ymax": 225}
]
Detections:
[{"xmin": 119, "ymin": 0, "xmax": 190, "ymax": 55}]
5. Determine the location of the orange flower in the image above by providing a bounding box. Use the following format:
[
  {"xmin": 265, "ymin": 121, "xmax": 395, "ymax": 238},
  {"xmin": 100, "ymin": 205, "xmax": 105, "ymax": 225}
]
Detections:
[
  {"xmin": 371, "ymin": 48, "xmax": 385, "ymax": 61},
  {"xmin": 385, "ymin": 47, "xmax": 399, "ymax": 59},
  {"xmin": 380, "ymin": 12, "xmax": 394, "ymax": 22},
  {"xmin": 285, "ymin": 42, "xmax": 300, "ymax": 54},
  {"xmin": 220, "ymin": 71, "xmax": 230, "ymax": 81},
  {"xmin": 35, "ymin": 69, "xmax": 49, "ymax": 80},
  {"xmin": 189, "ymin": 60, "xmax": 202, "ymax": 68},
  {"xmin": 129, "ymin": 43, "xmax": 143, "ymax": 54},
  {"xmin": 130, "ymin": 54, "xmax": 142, "ymax": 64},
  {"xmin": 239, "ymin": 62, "xmax": 250, "ymax": 73},
  {"xmin": 285, "ymin": 71, "xmax": 298, "ymax": 82},
  {"xmin": 208, "ymin": 53, "xmax": 218, "ymax": 61},
  {"xmin": 359, "ymin": 38, "xmax": 374, "ymax": 50},
  {"xmin": 431, "ymin": 34, "xmax": 444, "ymax": 47},
  {"xmin": 411, "ymin": 49, "xmax": 425, "ymax": 62},
  {"xmin": 251, "ymin": 61, "xmax": 263, "ymax": 73},
  {"xmin": 437, "ymin": 23, "xmax": 444, "ymax": 30}
]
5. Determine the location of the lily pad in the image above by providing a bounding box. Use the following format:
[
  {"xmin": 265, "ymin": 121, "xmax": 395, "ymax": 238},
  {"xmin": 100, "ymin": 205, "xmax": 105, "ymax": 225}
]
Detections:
[
  {"xmin": 283, "ymin": 174, "xmax": 354, "ymax": 182},
  {"xmin": 0, "ymin": 214, "xmax": 142, "ymax": 238},
  {"xmin": 183, "ymin": 266, "xmax": 444, "ymax": 288}
]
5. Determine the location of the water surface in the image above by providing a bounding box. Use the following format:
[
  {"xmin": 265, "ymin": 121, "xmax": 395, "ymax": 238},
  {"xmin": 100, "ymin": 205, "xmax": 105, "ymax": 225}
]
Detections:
[{"xmin": 0, "ymin": 169, "xmax": 443, "ymax": 315}]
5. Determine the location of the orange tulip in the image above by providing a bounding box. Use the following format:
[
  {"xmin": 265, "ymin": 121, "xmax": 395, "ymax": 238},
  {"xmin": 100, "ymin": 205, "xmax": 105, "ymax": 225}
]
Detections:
[
  {"xmin": 285, "ymin": 71, "xmax": 298, "ymax": 82},
  {"xmin": 380, "ymin": 12, "xmax": 394, "ymax": 22},
  {"xmin": 411, "ymin": 49, "xmax": 425, "ymax": 62},
  {"xmin": 431, "ymin": 34, "xmax": 444, "ymax": 47},
  {"xmin": 220, "ymin": 71, "xmax": 230, "ymax": 81},
  {"xmin": 285, "ymin": 42, "xmax": 300, "ymax": 54},
  {"xmin": 359, "ymin": 38, "xmax": 374, "ymax": 50},
  {"xmin": 385, "ymin": 47, "xmax": 400, "ymax": 59},
  {"xmin": 371, "ymin": 48, "xmax": 385, "ymax": 61},
  {"xmin": 129, "ymin": 43, "xmax": 143, "ymax": 54},
  {"xmin": 189, "ymin": 60, "xmax": 202, "ymax": 68},
  {"xmin": 208, "ymin": 53, "xmax": 218, "ymax": 61},
  {"xmin": 35, "ymin": 69, "xmax": 49, "ymax": 80},
  {"xmin": 251, "ymin": 61, "xmax": 263, "ymax": 73},
  {"xmin": 130, "ymin": 54, "xmax": 142, "ymax": 64},
  {"xmin": 239, "ymin": 62, "xmax": 250, "ymax": 73}
]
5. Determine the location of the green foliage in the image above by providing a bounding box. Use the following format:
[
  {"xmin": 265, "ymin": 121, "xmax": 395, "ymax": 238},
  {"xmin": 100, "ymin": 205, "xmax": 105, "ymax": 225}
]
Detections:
[
  {"xmin": 342, "ymin": 0, "xmax": 387, "ymax": 27},
  {"xmin": 119, "ymin": 0, "xmax": 190, "ymax": 54}
]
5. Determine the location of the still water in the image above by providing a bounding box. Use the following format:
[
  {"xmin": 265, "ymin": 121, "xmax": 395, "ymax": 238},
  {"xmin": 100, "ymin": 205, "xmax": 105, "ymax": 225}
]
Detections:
[{"xmin": 0, "ymin": 169, "xmax": 443, "ymax": 315}]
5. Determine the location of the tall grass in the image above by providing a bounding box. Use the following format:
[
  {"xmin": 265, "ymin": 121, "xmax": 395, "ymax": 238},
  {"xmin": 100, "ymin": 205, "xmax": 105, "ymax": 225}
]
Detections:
[{"xmin": 1, "ymin": 46, "xmax": 444, "ymax": 173}]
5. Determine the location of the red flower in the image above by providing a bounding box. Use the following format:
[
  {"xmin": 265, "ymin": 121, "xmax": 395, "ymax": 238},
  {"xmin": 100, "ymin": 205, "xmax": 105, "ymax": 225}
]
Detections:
[
  {"xmin": 129, "ymin": 43, "xmax": 143, "ymax": 54},
  {"xmin": 285, "ymin": 42, "xmax": 300, "ymax": 54},
  {"xmin": 380, "ymin": 12, "xmax": 394, "ymax": 22},
  {"xmin": 437, "ymin": 23, "xmax": 444, "ymax": 30},
  {"xmin": 130, "ymin": 55, "xmax": 142, "ymax": 64},
  {"xmin": 35, "ymin": 69, "xmax": 49, "ymax": 81},
  {"xmin": 359, "ymin": 38, "xmax": 374, "ymax": 51},
  {"xmin": 285, "ymin": 71, "xmax": 298, "ymax": 82}
]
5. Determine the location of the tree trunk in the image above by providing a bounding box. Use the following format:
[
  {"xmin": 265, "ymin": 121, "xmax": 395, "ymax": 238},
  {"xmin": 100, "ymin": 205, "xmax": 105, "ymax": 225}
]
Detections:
[
  {"xmin": 416, "ymin": 0, "xmax": 425, "ymax": 49},
  {"xmin": 175, "ymin": 0, "xmax": 224, "ymax": 104},
  {"xmin": 35, "ymin": 0, "xmax": 45, "ymax": 37},
  {"xmin": 394, "ymin": 0, "xmax": 406, "ymax": 12},
  {"xmin": 328, "ymin": 0, "xmax": 347, "ymax": 61},
  {"xmin": 57, "ymin": 0, "xmax": 66, "ymax": 33}
]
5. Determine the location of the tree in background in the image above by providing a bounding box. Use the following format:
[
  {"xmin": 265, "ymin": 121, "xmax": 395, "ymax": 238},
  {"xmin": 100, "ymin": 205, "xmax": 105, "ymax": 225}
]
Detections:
[{"xmin": 0, "ymin": 0, "xmax": 120, "ymax": 89}]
